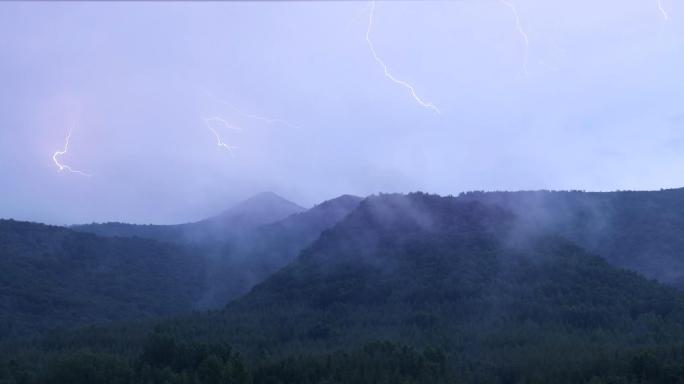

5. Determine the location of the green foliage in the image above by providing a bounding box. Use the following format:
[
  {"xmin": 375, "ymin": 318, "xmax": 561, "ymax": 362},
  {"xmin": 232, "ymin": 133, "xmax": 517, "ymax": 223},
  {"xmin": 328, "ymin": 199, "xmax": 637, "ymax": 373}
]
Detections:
[
  {"xmin": 135, "ymin": 333, "xmax": 249, "ymax": 384},
  {"xmin": 0, "ymin": 220, "xmax": 207, "ymax": 339},
  {"xmin": 459, "ymin": 189, "xmax": 684, "ymax": 288},
  {"xmin": 7, "ymin": 192, "xmax": 684, "ymax": 382},
  {"xmin": 252, "ymin": 341, "xmax": 450, "ymax": 384},
  {"xmin": 2, "ymin": 338, "xmax": 450, "ymax": 384},
  {"xmin": 0, "ymin": 195, "xmax": 362, "ymax": 338},
  {"xmin": 42, "ymin": 353, "xmax": 132, "ymax": 384}
]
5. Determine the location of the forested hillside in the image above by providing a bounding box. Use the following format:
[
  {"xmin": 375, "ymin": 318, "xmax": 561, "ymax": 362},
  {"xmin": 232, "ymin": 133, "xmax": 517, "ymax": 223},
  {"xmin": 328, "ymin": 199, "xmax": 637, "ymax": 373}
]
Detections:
[
  {"xmin": 459, "ymin": 188, "xmax": 684, "ymax": 287},
  {"xmin": 0, "ymin": 220, "xmax": 207, "ymax": 339},
  {"xmin": 6, "ymin": 193, "xmax": 684, "ymax": 383},
  {"xmin": 180, "ymin": 194, "xmax": 684, "ymax": 357},
  {"xmin": 0, "ymin": 195, "xmax": 362, "ymax": 338},
  {"xmin": 196, "ymin": 194, "xmax": 362, "ymax": 308},
  {"xmin": 72, "ymin": 188, "xmax": 684, "ymax": 291}
]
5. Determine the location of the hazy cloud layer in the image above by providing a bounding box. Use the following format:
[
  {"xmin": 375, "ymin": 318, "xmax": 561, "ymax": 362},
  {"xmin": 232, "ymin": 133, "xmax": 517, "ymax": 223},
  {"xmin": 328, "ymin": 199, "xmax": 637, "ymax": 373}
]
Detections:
[{"xmin": 1, "ymin": 1, "xmax": 683, "ymax": 224}]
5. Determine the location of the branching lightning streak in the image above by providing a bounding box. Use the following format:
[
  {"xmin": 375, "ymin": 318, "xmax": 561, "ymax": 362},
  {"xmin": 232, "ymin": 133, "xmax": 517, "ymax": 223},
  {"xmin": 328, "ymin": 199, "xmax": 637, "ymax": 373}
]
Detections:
[
  {"xmin": 212, "ymin": 97, "xmax": 302, "ymax": 130},
  {"xmin": 204, "ymin": 116, "xmax": 243, "ymax": 132},
  {"xmin": 499, "ymin": 0, "xmax": 530, "ymax": 76},
  {"xmin": 658, "ymin": 0, "xmax": 670, "ymax": 20},
  {"xmin": 204, "ymin": 117, "xmax": 240, "ymax": 151},
  {"xmin": 199, "ymin": 86, "xmax": 303, "ymax": 130},
  {"xmin": 52, "ymin": 124, "xmax": 91, "ymax": 176},
  {"xmin": 365, "ymin": 1, "xmax": 440, "ymax": 114}
]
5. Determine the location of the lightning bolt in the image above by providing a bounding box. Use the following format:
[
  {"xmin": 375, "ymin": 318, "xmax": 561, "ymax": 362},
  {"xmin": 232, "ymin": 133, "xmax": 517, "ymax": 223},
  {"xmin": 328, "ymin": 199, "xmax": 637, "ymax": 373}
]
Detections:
[
  {"xmin": 365, "ymin": 1, "xmax": 440, "ymax": 114},
  {"xmin": 213, "ymin": 99, "xmax": 303, "ymax": 130},
  {"xmin": 198, "ymin": 87, "xmax": 303, "ymax": 130},
  {"xmin": 499, "ymin": 0, "xmax": 530, "ymax": 77},
  {"xmin": 201, "ymin": 89, "xmax": 299, "ymax": 153},
  {"xmin": 52, "ymin": 123, "xmax": 91, "ymax": 176},
  {"xmin": 204, "ymin": 117, "xmax": 240, "ymax": 151},
  {"xmin": 658, "ymin": 0, "xmax": 670, "ymax": 20}
]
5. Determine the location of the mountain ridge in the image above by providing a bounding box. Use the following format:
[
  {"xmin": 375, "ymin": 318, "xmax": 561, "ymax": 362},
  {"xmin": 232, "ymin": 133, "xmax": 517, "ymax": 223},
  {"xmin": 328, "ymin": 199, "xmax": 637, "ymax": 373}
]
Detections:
[
  {"xmin": 6, "ymin": 192, "xmax": 684, "ymax": 382},
  {"xmin": 457, "ymin": 187, "xmax": 684, "ymax": 287},
  {"xmin": 194, "ymin": 194, "xmax": 363, "ymax": 308},
  {"xmin": 71, "ymin": 191, "xmax": 305, "ymax": 244},
  {"xmin": 0, "ymin": 194, "xmax": 363, "ymax": 337},
  {"xmin": 142, "ymin": 193, "xmax": 684, "ymax": 357}
]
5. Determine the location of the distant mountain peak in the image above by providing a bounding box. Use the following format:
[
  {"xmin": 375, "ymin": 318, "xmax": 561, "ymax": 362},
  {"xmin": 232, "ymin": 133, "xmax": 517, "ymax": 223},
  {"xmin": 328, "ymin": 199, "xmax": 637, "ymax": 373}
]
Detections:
[
  {"xmin": 197, "ymin": 192, "xmax": 305, "ymax": 235},
  {"xmin": 228, "ymin": 191, "xmax": 304, "ymax": 214},
  {"xmin": 71, "ymin": 192, "xmax": 306, "ymax": 244}
]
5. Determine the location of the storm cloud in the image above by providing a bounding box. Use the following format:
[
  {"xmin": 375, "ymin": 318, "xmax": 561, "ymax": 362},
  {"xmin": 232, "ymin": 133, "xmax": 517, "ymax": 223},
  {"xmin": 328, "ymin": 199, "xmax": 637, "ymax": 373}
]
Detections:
[{"xmin": 1, "ymin": 1, "xmax": 683, "ymax": 224}]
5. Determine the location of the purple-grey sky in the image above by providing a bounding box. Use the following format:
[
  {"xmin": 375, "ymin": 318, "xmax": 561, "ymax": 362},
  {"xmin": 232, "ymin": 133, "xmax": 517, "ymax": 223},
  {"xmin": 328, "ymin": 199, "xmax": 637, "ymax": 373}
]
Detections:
[{"xmin": 1, "ymin": 1, "xmax": 683, "ymax": 225}]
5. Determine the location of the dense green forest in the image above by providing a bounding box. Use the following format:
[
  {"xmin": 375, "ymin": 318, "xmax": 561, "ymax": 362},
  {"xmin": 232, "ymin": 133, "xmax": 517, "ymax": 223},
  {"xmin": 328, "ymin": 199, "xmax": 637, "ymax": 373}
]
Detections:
[
  {"xmin": 196, "ymin": 194, "xmax": 362, "ymax": 308},
  {"xmin": 459, "ymin": 189, "xmax": 684, "ymax": 288},
  {"xmin": 6, "ymin": 192, "xmax": 684, "ymax": 382},
  {"xmin": 0, "ymin": 194, "xmax": 362, "ymax": 337},
  {"xmin": 0, "ymin": 219, "xmax": 207, "ymax": 339},
  {"xmin": 74, "ymin": 188, "xmax": 684, "ymax": 290}
]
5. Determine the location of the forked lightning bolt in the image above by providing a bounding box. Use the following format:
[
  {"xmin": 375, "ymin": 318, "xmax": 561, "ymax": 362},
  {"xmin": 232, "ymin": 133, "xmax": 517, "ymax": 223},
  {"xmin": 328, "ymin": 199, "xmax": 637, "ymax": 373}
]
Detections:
[
  {"xmin": 658, "ymin": 0, "xmax": 670, "ymax": 20},
  {"xmin": 365, "ymin": 1, "xmax": 440, "ymax": 114},
  {"xmin": 499, "ymin": 0, "xmax": 530, "ymax": 76},
  {"xmin": 52, "ymin": 124, "xmax": 91, "ymax": 176},
  {"xmin": 204, "ymin": 117, "xmax": 240, "ymax": 151}
]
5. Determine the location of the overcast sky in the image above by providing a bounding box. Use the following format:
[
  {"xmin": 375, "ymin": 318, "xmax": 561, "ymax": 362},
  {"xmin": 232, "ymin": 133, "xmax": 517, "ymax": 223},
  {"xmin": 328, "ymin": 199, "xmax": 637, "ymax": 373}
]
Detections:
[{"xmin": 1, "ymin": 1, "xmax": 683, "ymax": 225}]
